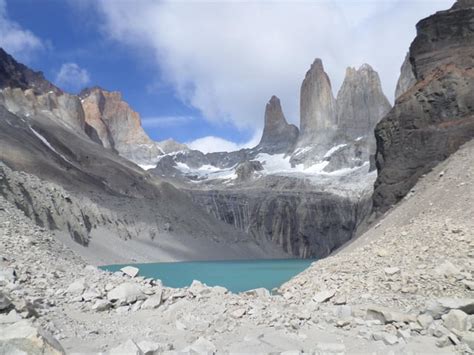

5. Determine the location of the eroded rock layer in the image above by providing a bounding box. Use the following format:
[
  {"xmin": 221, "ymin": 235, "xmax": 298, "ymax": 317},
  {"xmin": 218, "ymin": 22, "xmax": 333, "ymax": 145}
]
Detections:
[{"xmin": 189, "ymin": 187, "xmax": 372, "ymax": 258}]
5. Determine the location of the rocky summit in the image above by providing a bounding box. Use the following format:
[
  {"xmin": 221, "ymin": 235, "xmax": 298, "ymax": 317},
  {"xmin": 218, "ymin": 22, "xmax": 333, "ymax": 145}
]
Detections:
[
  {"xmin": 256, "ymin": 96, "xmax": 299, "ymax": 154},
  {"xmin": 336, "ymin": 64, "xmax": 391, "ymax": 144},
  {"xmin": 298, "ymin": 58, "xmax": 337, "ymax": 147},
  {"xmin": 0, "ymin": 0, "xmax": 473, "ymax": 353}
]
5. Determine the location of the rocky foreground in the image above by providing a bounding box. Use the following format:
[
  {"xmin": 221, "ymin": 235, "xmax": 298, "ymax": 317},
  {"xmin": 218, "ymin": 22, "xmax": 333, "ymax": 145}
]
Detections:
[{"xmin": 1, "ymin": 140, "xmax": 473, "ymax": 354}]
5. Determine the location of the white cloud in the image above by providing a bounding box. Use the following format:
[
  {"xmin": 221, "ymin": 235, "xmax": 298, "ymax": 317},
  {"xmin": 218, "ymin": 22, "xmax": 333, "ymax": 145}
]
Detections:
[
  {"xmin": 142, "ymin": 115, "xmax": 195, "ymax": 128},
  {"xmin": 55, "ymin": 63, "xmax": 91, "ymax": 91},
  {"xmin": 93, "ymin": 0, "xmax": 452, "ymax": 133},
  {"xmin": 0, "ymin": 0, "xmax": 44, "ymax": 60},
  {"xmin": 187, "ymin": 131, "xmax": 261, "ymax": 154}
]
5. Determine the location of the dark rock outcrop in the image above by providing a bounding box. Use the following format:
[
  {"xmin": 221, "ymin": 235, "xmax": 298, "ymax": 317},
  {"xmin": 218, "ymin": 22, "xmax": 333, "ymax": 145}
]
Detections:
[
  {"xmin": 256, "ymin": 96, "xmax": 299, "ymax": 154},
  {"xmin": 374, "ymin": 1, "xmax": 474, "ymax": 213},
  {"xmin": 409, "ymin": 0, "xmax": 474, "ymax": 80},
  {"xmin": 189, "ymin": 187, "xmax": 372, "ymax": 258},
  {"xmin": 298, "ymin": 59, "xmax": 337, "ymax": 146},
  {"xmin": 336, "ymin": 64, "xmax": 391, "ymax": 142},
  {"xmin": 235, "ymin": 160, "xmax": 263, "ymax": 182},
  {"xmin": 0, "ymin": 48, "xmax": 61, "ymax": 95}
]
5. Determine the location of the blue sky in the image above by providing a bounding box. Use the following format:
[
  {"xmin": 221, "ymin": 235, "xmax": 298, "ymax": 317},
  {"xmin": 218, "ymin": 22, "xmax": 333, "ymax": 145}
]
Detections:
[
  {"xmin": 1, "ymin": 0, "xmax": 453, "ymax": 152},
  {"xmin": 2, "ymin": 0, "xmax": 253, "ymax": 148}
]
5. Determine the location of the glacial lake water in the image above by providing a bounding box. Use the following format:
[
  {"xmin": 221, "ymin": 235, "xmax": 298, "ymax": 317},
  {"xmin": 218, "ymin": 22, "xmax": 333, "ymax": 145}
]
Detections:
[{"xmin": 101, "ymin": 259, "xmax": 315, "ymax": 293}]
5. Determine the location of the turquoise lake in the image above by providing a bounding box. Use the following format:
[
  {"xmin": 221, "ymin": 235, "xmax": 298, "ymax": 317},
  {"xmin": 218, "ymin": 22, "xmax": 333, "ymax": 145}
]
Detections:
[{"xmin": 101, "ymin": 259, "xmax": 315, "ymax": 293}]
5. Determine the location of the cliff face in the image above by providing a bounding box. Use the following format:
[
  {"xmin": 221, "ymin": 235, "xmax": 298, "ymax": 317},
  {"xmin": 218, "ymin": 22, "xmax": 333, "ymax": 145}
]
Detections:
[
  {"xmin": 336, "ymin": 64, "xmax": 391, "ymax": 142},
  {"xmin": 256, "ymin": 96, "xmax": 299, "ymax": 154},
  {"xmin": 189, "ymin": 185, "xmax": 372, "ymax": 259},
  {"xmin": 80, "ymin": 87, "xmax": 163, "ymax": 164},
  {"xmin": 298, "ymin": 59, "xmax": 337, "ymax": 146},
  {"xmin": 0, "ymin": 87, "xmax": 86, "ymax": 133},
  {"xmin": 373, "ymin": 0, "xmax": 474, "ymax": 213}
]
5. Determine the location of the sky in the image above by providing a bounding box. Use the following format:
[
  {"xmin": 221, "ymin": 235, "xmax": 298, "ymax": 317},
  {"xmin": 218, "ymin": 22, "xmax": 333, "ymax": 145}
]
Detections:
[{"xmin": 0, "ymin": 0, "xmax": 453, "ymax": 153}]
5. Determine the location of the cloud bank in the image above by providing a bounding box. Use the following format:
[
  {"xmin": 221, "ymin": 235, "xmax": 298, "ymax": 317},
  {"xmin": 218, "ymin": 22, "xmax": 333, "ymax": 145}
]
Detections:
[
  {"xmin": 0, "ymin": 0, "xmax": 44, "ymax": 60},
  {"xmin": 186, "ymin": 133, "xmax": 261, "ymax": 154},
  {"xmin": 55, "ymin": 62, "xmax": 91, "ymax": 92},
  {"xmin": 93, "ymin": 0, "xmax": 452, "ymax": 134}
]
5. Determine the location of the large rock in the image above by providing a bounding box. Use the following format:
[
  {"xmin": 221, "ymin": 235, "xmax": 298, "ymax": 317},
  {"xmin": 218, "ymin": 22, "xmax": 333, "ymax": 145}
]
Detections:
[
  {"xmin": 366, "ymin": 306, "xmax": 416, "ymax": 324},
  {"xmin": 107, "ymin": 283, "xmax": 145, "ymax": 305},
  {"xmin": 442, "ymin": 309, "xmax": 469, "ymax": 331},
  {"xmin": 120, "ymin": 266, "xmax": 140, "ymax": 278},
  {"xmin": 374, "ymin": 2, "xmax": 474, "ymax": 213},
  {"xmin": 298, "ymin": 58, "xmax": 337, "ymax": 147},
  {"xmin": 336, "ymin": 64, "xmax": 391, "ymax": 142},
  {"xmin": 0, "ymin": 320, "xmax": 64, "ymax": 355},
  {"xmin": 256, "ymin": 95, "xmax": 299, "ymax": 154},
  {"xmin": 0, "ymin": 292, "xmax": 12, "ymax": 312}
]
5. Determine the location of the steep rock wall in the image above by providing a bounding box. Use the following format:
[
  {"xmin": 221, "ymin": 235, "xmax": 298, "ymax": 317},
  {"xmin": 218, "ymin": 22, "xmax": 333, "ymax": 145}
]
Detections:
[
  {"xmin": 188, "ymin": 188, "xmax": 372, "ymax": 259},
  {"xmin": 374, "ymin": 1, "xmax": 474, "ymax": 213}
]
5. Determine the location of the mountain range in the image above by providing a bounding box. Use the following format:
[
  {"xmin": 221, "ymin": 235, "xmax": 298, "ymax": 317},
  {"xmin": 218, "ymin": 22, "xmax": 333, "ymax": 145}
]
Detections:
[{"xmin": 0, "ymin": 0, "xmax": 473, "ymax": 263}]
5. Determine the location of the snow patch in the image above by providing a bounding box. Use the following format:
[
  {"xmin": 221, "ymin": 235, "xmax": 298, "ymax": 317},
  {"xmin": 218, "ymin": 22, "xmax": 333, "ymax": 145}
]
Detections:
[
  {"xmin": 30, "ymin": 127, "xmax": 74, "ymax": 165},
  {"xmin": 293, "ymin": 146, "xmax": 312, "ymax": 157},
  {"xmin": 176, "ymin": 162, "xmax": 237, "ymax": 180},
  {"xmin": 138, "ymin": 164, "xmax": 156, "ymax": 171},
  {"xmin": 324, "ymin": 144, "xmax": 347, "ymax": 159},
  {"xmin": 256, "ymin": 153, "xmax": 330, "ymax": 175}
]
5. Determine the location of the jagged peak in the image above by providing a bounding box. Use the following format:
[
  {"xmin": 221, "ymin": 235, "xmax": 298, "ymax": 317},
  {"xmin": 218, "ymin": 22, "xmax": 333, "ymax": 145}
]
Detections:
[
  {"xmin": 268, "ymin": 95, "xmax": 280, "ymax": 104},
  {"xmin": 304, "ymin": 58, "xmax": 329, "ymax": 81},
  {"xmin": 258, "ymin": 95, "xmax": 298, "ymax": 153},
  {"xmin": 264, "ymin": 95, "xmax": 287, "ymax": 126},
  {"xmin": 310, "ymin": 58, "xmax": 324, "ymax": 70},
  {"xmin": 79, "ymin": 86, "xmax": 122, "ymax": 101},
  {"xmin": 344, "ymin": 63, "xmax": 377, "ymax": 77}
]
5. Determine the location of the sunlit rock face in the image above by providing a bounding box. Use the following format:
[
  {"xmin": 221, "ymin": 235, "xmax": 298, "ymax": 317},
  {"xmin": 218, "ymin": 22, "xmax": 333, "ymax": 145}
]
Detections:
[
  {"xmin": 80, "ymin": 87, "xmax": 163, "ymax": 165},
  {"xmin": 0, "ymin": 87, "xmax": 87, "ymax": 134},
  {"xmin": 336, "ymin": 64, "xmax": 391, "ymax": 143},
  {"xmin": 298, "ymin": 59, "xmax": 337, "ymax": 147}
]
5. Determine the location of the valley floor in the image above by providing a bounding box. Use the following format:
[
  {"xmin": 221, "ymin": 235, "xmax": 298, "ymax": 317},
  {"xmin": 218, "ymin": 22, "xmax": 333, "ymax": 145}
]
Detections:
[{"xmin": 1, "ymin": 140, "xmax": 473, "ymax": 354}]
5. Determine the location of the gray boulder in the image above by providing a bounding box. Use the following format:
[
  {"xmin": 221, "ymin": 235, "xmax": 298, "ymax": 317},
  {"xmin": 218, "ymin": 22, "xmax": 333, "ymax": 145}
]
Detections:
[{"xmin": 107, "ymin": 283, "xmax": 145, "ymax": 305}]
